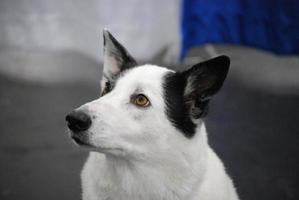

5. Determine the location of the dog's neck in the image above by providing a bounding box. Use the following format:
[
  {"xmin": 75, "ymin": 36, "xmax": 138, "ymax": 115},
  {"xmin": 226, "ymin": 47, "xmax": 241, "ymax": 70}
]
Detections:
[{"xmin": 92, "ymin": 124, "xmax": 209, "ymax": 200}]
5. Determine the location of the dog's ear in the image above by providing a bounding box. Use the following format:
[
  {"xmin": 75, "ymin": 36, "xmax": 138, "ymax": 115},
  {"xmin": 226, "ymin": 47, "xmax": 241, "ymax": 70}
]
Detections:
[
  {"xmin": 102, "ymin": 29, "xmax": 137, "ymax": 82},
  {"xmin": 183, "ymin": 55, "xmax": 230, "ymax": 117}
]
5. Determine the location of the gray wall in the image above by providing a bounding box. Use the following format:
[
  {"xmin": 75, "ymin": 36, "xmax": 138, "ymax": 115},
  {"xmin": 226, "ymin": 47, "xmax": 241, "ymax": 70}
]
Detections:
[
  {"xmin": 0, "ymin": 0, "xmax": 180, "ymax": 62},
  {"xmin": 0, "ymin": 0, "xmax": 180, "ymax": 83}
]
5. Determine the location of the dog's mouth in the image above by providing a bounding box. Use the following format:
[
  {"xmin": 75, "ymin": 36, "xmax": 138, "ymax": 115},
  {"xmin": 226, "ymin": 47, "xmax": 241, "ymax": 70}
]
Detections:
[
  {"xmin": 69, "ymin": 133, "xmax": 125, "ymax": 155},
  {"xmin": 71, "ymin": 135, "xmax": 94, "ymax": 148}
]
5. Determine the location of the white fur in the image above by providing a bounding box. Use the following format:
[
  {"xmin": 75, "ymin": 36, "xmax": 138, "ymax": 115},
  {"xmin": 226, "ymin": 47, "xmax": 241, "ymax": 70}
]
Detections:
[{"xmin": 76, "ymin": 65, "xmax": 239, "ymax": 200}]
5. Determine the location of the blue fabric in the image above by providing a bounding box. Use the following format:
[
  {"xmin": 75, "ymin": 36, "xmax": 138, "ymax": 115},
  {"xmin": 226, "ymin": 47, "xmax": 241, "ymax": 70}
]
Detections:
[{"xmin": 181, "ymin": 0, "xmax": 299, "ymax": 59}]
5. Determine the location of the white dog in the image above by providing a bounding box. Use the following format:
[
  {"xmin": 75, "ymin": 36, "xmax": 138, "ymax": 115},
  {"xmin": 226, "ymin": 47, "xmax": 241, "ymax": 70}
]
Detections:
[{"xmin": 66, "ymin": 30, "xmax": 239, "ymax": 200}]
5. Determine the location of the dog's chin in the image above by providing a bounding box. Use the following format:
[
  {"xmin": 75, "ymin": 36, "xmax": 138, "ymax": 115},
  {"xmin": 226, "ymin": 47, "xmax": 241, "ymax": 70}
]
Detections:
[{"xmin": 94, "ymin": 147, "xmax": 126, "ymax": 156}]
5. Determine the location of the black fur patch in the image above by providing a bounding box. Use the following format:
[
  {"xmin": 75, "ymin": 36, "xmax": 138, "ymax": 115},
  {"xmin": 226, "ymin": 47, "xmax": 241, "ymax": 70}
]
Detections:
[
  {"xmin": 163, "ymin": 55, "xmax": 230, "ymax": 138},
  {"xmin": 101, "ymin": 81, "xmax": 112, "ymax": 96},
  {"xmin": 163, "ymin": 72, "xmax": 198, "ymax": 138}
]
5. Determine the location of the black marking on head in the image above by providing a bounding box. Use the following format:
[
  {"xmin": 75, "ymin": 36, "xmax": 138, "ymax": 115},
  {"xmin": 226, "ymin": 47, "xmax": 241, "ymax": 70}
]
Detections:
[
  {"xmin": 163, "ymin": 55, "xmax": 230, "ymax": 138},
  {"xmin": 163, "ymin": 72, "xmax": 197, "ymax": 137},
  {"xmin": 101, "ymin": 81, "xmax": 112, "ymax": 96}
]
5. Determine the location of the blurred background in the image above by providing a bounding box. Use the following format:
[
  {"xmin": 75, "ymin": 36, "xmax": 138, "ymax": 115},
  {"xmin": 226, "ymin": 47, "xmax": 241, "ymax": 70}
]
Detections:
[{"xmin": 0, "ymin": 0, "xmax": 298, "ymax": 200}]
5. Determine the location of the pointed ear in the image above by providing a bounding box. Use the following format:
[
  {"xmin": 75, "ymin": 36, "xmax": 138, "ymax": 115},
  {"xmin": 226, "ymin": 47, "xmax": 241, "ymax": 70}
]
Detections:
[
  {"xmin": 102, "ymin": 29, "xmax": 137, "ymax": 82},
  {"xmin": 183, "ymin": 55, "xmax": 230, "ymax": 102}
]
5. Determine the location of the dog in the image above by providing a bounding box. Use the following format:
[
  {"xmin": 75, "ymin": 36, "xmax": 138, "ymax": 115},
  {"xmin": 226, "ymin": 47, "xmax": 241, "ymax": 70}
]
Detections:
[{"xmin": 65, "ymin": 29, "xmax": 239, "ymax": 200}]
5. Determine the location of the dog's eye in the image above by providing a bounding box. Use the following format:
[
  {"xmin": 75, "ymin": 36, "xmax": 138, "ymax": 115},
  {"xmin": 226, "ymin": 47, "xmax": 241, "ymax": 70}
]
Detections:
[
  {"xmin": 101, "ymin": 81, "xmax": 111, "ymax": 96},
  {"xmin": 132, "ymin": 94, "xmax": 150, "ymax": 107},
  {"xmin": 101, "ymin": 87, "xmax": 108, "ymax": 96}
]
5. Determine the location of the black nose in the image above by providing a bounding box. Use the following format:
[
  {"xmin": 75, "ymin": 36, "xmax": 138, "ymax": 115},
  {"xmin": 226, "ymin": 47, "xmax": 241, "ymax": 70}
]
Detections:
[{"xmin": 65, "ymin": 111, "xmax": 92, "ymax": 132}]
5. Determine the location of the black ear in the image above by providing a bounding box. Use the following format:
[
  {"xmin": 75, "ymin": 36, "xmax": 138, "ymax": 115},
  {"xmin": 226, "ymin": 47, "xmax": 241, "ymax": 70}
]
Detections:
[
  {"xmin": 102, "ymin": 29, "xmax": 137, "ymax": 82},
  {"xmin": 163, "ymin": 55, "xmax": 230, "ymax": 138},
  {"xmin": 183, "ymin": 55, "xmax": 230, "ymax": 102}
]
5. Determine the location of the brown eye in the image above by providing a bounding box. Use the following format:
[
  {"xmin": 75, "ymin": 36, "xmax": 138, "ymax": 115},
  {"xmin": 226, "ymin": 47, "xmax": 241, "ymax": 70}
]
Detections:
[
  {"xmin": 101, "ymin": 81, "xmax": 111, "ymax": 96},
  {"xmin": 101, "ymin": 88, "xmax": 108, "ymax": 96},
  {"xmin": 133, "ymin": 94, "xmax": 150, "ymax": 107}
]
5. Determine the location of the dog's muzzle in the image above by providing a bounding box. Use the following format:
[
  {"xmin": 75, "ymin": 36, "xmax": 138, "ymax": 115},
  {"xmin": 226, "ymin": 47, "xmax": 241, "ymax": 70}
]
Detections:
[{"xmin": 65, "ymin": 110, "xmax": 92, "ymax": 133}]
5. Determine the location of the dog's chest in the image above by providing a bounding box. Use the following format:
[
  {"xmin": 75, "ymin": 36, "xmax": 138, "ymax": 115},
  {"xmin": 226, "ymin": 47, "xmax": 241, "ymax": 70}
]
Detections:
[{"xmin": 81, "ymin": 153, "xmax": 198, "ymax": 200}]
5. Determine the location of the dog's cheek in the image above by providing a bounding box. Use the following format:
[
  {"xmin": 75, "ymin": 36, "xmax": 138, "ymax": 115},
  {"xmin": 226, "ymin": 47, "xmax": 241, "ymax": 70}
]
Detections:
[{"xmin": 112, "ymin": 114, "xmax": 153, "ymax": 148}]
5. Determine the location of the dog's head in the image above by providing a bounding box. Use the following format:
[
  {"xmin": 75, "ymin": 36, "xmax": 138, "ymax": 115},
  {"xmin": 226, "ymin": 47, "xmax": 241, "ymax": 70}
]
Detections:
[{"xmin": 66, "ymin": 30, "xmax": 230, "ymax": 159}]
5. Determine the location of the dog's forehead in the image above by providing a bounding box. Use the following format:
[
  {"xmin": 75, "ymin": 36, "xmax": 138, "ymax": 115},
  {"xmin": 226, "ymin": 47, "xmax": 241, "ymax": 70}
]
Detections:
[{"xmin": 117, "ymin": 65, "xmax": 172, "ymax": 89}]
